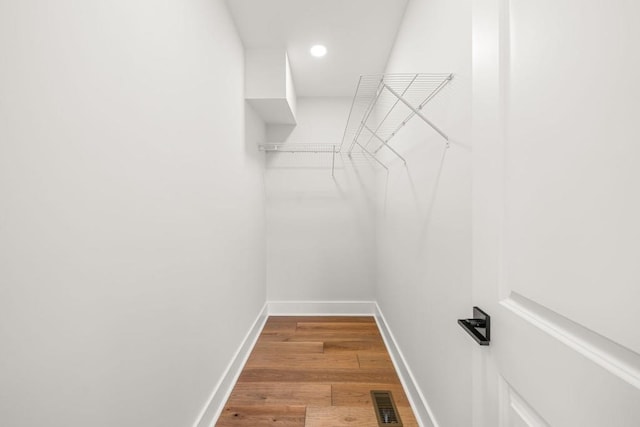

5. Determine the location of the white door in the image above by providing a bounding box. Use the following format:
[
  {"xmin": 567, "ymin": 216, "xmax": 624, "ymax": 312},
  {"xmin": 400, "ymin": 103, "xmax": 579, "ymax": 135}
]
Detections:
[{"xmin": 471, "ymin": 0, "xmax": 640, "ymax": 426}]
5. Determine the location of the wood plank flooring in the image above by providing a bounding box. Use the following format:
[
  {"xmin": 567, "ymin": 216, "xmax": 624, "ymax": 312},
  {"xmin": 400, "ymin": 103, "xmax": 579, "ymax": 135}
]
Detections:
[{"xmin": 216, "ymin": 316, "xmax": 418, "ymax": 426}]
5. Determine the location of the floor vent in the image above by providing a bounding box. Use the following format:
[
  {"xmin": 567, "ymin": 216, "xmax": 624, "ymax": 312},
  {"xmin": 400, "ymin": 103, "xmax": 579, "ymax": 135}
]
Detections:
[{"xmin": 371, "ymin": 390, "xmax": 403, "ymax": 426}]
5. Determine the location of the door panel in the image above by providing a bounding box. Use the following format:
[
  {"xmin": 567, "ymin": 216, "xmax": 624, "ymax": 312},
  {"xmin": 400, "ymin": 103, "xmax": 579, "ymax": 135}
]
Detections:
[
  {"xmin": 505, "ymin": 0, "xmax": 640, "ymax": 355},
  {"xmin": 472, "ymin": 0, "xmax": 640, "ymax": 425},
  {"xmin": 496, "ymin": 299, "xmax": 640, "ymax": 426},
  {"xmin": 500, "ymin": 380, "xmax": 550, "ymax": 427}
]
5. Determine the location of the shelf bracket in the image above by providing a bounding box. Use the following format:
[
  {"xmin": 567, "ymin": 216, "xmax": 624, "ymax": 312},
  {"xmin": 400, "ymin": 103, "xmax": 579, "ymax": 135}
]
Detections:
[
  {"xmin": 362, "ymin": 74, "xmax": 419, "ymax": 151},
  {"xmin": 364, "ymin": 124, "xmax": 407, "ymax": 164},
  {"xmin": 356, "ymin": 141, "xmax": 388, "ymax": 170},
  {"xmin": 331, "ymin": 145, "xmax": 336, "ymax": 178},
  {"xmin": 382, "ymin": 83, "xmax": 449, "ymax": 141}
]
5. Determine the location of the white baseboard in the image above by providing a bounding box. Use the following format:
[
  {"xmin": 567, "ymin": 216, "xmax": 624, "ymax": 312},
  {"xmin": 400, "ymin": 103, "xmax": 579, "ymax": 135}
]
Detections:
[
  {"xmin": 267, "ymin": 300, "xmax": 376, "ymax": 316},
  {"xmin": 193, "ymin": 303, "xmax": 268, "ymax": 427},
  {"xmin": 374, "ymin": 302, "xmax": 439, "ymax": 427},
  {"xmin": 194, "ymin": 300, "xmax": 437, "ymax": 427}
]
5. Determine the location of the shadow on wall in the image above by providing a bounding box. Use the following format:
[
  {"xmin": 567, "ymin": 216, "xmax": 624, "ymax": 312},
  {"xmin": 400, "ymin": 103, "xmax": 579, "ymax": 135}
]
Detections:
[
  {"xmin": 415, "ymin": 144, "xmax": 448, "ymax": 247},
  {"xmin": 264, "ymin": 152, "xmax": 379, "ymax": 201},
  {"xmin": 264, "ymin": 149, "xmax": 378, "ymax": 301},
  {"xmin": 244, "ymin": 101, "xmax": 267, "ymax": 163},
  {"xmin": 377, "ymin": 137, "xmax": 452, "ymax": 265},
  {"xmin": 267, "ymin": 124, "xmax": 296, "ymax": 142},
  {"xmin": 264, "ymin": 150, "xmax": 379, "ymax": 253}
]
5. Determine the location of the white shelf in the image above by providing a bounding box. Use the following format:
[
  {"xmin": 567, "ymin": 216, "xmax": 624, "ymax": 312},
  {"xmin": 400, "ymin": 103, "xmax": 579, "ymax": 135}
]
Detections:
[
  {"xmin": 259, "ymin": 143, "xmax": 339, "ymax": 177},
  {"xmin": 341, "ymin": 73, "xmax": 453, "ymax": 165},
  {"xmin": 259, "ymin": 73, "xmax": 453, "ymax": 174},
  {"xmin": 259, "ymin": 143, "xmax": 338, "ymax": 153}
]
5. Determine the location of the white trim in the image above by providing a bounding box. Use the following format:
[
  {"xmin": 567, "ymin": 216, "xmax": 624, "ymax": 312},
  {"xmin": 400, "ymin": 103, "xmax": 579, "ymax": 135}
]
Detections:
[
  {"xmin": 267, "ymin": 300, "xmax": 376, "ymax": 316},
  {"xmin": 193, "ymin": 303, "xmax": 268, "ymax": 427},
  {"xmin": 502, "ymin": 292, "xmax": 640, "ymax": 390},
  {"xmin": 374, "ymin": 302, "xmax": 439, "ymax": 427}
]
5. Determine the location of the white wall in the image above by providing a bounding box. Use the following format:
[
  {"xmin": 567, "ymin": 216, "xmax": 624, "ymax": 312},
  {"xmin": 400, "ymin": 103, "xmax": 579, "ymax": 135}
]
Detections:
[
  {"xmin": 266, "ymin": 97, "xmax": 376, "ymax": 301},
  {"xmin": 0, "ymin": 1, "xmax": 266, "ymax": 427},
  {"xmin": 375, "ymin": 0, "xmax": 472, "ymax": 426}
]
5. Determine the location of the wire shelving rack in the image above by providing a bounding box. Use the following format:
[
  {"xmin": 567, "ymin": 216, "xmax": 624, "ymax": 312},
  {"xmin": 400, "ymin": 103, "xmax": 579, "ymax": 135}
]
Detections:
[
  {"xmin": 341, "ymin": 73, "xmax": 453, "ymax": 166},
  {"xmin": 259, "ymin": 73, "xmax": 453, "ymax": 173}
]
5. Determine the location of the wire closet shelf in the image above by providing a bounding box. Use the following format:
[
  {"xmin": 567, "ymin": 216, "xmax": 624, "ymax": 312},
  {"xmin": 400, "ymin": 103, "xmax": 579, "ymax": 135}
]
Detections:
[
  {"xmin": 341, "ymin": 72, "xmax": 453, "ymax": 167},
  {"xmin": 258, "ymin": 73, "xmax": 453, "ymax": 172},
  {"xmin": 258, "ymin": 143, "xmax": 337, "ymax": 153}
]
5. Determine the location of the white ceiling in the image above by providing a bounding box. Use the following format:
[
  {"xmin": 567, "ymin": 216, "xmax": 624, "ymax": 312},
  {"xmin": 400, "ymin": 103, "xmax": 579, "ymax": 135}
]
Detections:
[{"xmin": 225, "ymin": 0, "xmax": 409, "ymax": 97}]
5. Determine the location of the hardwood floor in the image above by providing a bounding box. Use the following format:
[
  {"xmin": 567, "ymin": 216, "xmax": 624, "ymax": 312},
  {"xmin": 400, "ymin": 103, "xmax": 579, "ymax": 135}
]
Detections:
[{"xmin": 216, "ymin": 316, "xmax": 418, "ymax": 426}]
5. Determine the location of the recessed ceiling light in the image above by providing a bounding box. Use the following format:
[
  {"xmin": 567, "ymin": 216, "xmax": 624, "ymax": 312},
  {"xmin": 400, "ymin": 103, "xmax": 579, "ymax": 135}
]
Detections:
[{"xmin": 310, "ymin": 44, "xmax": 327, "ymax": 58}]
